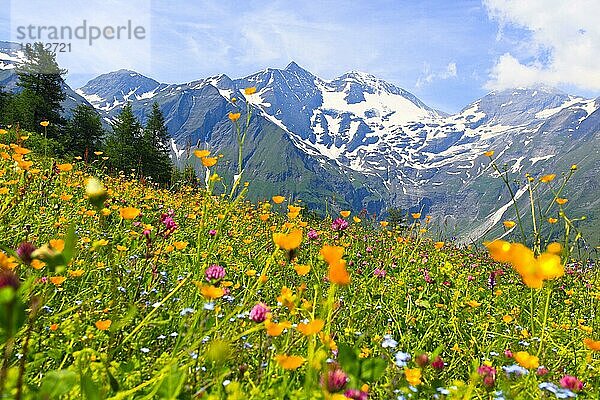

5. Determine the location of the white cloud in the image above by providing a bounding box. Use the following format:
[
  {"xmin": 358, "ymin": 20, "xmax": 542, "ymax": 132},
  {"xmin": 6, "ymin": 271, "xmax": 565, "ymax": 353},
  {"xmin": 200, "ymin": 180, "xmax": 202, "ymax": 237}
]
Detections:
[
  {"xmin": 415, "ymin": 62, "xmax": 457, "ymax": 88},
  {"xmin": 484, "ymin": 0, "xmax": 600, "ymax": 91}
]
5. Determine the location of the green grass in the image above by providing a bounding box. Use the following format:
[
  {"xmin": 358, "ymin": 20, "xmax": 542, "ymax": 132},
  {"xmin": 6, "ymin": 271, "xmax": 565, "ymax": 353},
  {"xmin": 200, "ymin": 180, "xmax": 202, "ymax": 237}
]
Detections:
[{"xmin": 0, "ymin": 128, "xmax": 599, "ymax": 399}]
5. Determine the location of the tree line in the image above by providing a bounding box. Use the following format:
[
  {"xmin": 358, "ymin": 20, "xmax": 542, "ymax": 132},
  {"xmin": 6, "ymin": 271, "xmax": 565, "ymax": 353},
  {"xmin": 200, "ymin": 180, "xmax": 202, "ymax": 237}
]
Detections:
[{"xmin": 0, "ymin": 43, "xmax": 173, "ymax": 184}]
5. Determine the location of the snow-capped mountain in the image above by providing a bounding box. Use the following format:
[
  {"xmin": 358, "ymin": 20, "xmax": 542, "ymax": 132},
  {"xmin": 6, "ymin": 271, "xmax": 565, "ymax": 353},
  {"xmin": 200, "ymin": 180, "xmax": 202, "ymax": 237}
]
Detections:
[
  {"xmin": 74, "ymin": 64, "xmax": 599, "ymax": 244},
  {"xmin": 2, "ymin": 47, "xmax": 598, "ymax": 243}
]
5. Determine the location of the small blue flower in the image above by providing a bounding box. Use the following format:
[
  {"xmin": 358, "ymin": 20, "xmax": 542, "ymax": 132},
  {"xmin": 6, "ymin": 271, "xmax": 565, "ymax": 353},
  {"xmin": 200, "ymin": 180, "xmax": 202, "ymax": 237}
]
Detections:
[
  {"xmin": 382, "ymin": 334, "xmax": 398, "ymax": 349},
  {"xmin": 394, "ymin": 351, "xmax": 411, "ymax": 367},
  {"xmin": 503, "ymin": 364, "xmax": 528, "ymax": 378}
]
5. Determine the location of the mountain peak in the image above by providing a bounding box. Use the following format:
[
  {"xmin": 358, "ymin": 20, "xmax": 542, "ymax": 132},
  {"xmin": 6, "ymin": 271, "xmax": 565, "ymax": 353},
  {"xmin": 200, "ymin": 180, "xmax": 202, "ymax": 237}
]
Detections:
[{"xmin": 284, "ymin": 61, "xmax": 314, "ymax": 77}]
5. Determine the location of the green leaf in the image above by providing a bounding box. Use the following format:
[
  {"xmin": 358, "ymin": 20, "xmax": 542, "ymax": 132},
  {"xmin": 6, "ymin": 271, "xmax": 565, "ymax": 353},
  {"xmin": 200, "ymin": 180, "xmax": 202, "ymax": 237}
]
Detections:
[
  {"xmin": 0, "ymin": 287, "xmax": 15, "ymax": 304},
  {"xmin": 39, "ymin": 369, "xmax": 78, "ymax": 398},
  {"xmin": 61, "ymin": 224, "xmax": 77, "ymax": 265},
  {"xmin": 80, "ymin": 371, "xmax": 102, "ymax": 400},
  {"xmin": 156, "ymin": 364, "xmax": 186, "ymax": 399},
  {"xmin": 359, "ymin": 357, "xmax": 387, "ymax": 382},
  {"xmin": 337, "ymin": 344, "xmax": 360, "ymax": 379}
]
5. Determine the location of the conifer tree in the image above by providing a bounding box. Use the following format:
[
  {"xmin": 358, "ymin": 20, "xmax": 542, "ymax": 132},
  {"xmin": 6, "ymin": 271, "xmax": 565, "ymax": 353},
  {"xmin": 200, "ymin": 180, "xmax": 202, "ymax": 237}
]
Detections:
[
  {"xmin": 104, "ymin": 103, "xmax": 142, "ymax": 174},
  {"xmin": 141, "ymin": 102, "xmax": 173, "ymax": 183},
  {"xmin": 15, "ymin": 43, "xmax": 67, "ymax": 136},
  {"xmin": 66, "ymin": 104, "xmax": 104, "ymax": 158}
]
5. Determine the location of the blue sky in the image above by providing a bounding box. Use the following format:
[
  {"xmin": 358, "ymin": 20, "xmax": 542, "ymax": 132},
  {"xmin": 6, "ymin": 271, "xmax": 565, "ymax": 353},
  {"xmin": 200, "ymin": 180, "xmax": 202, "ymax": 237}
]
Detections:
[{"xmin": 2, "ymin": 0, "xmax": 599, "ymax": 113}]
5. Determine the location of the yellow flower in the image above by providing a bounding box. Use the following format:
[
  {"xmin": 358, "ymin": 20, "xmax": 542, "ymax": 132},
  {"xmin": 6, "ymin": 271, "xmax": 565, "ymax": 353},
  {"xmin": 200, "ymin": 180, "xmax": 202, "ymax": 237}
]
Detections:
[
  {"xmin": 56, "ymin": 163, "xmax": 73, "ymax": 172},
  {"xmin": 13, "ymin": 146, "xmax": 31, "ymax": 155},
  {"xmin": 273, "ymin": 230, "xmax": 302, "ymax": 251},
  {"xmin": 539, "ymin": 174, "xmax": 556, "ymax": 183},
  {"xmin": 484, "ymin": 150, "xmax": 494, "ymax": 157},
  {"xmin": 353, "ymin": 216, "xmax": 361, "ymax": 223},
  {"xmin": 199, "ymin": 284, "xmax": 225, "ymax": 299},
  {"xmin": 571, "ymin": 164, "xmax": 577, "ymax": 170},
  {"xmin": 68, "ymin": 269, "xmax": 85, "ymax": 277},
  {"xmin": 502, "ymin": 315, "xmax": 513, "ymax": 323},
  {"xmin": 0, "ymin": 251, "xmax": 18, "ymax": 270},
  {"xmin": 293, "ymin": 264, "xmax": 310, "ymax": 276},
  {"xmin": 340, "ymin": 210, "xmax": 351, "ymax": 218},
  {"xmin": 201, "ymin": 157, "xmax": 218, "ymax": 167},
  {"xmin": 228, "ymin": 112, "xmax": 241, "ymax": 122},
  {"xmin": 95, "ymin": 319, "xmax": 112, "ymax": 331},
  {"xmin": 40, "ymin": 121, "xmax": 50, "ymax": 127},
  {"xmin": 546, "ymin": 242, "xmax": 562, "ymax": 255},
  {"xmin": 244, "ymin": 87, "xmax": 257, "ymax": 95},
  {"xmin": 272, "ymin": 195, "xmax": 285, "ymax": 204},
  {"xmin": 275, "ymin": 354, "xmax": 305, "ymax": 370},
  {"xmin": 514, "ymin": 351, "xmax": 539, "ymax": 369},
  {"xmin": 434, "ymin": 241, "xmax": 444, "ymax": 249},
  {"xmin": 194, "ymin": 149, "xmax": 211, "ymax": 158},
  {"xmin": 265, "ymin": 319, "xmax": 291, "ymax": 336},
  {"xmin": 380, "ymin": 221, "xmax": 389, "ymax": 227},
  {"xmin": 466, "ymin": 300, "xmax": 481, "ymax": 307},
  {"xmin": 119, "ymin": 207, "xmax": 141, "ymax": 220},
  {"xmin": 503, "ymin": 220, "xmax": 516, "ymax": 228},
  {"xmin": 173, "ymin": 241, "xmax": 188, "ymax": 250},
  {"xmin": 404, "ymin": 368, "xmax": 422, "ymax": 386},
  {"xmin": 297, "ymin": 319, "xmax": 325, "ymax": 336}
]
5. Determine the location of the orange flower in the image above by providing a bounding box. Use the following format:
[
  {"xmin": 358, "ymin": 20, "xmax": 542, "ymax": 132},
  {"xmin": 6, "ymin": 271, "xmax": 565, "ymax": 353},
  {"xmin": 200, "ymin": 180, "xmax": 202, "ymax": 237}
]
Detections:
[
  {"xmin": 49, "ymin": 276, "xmax": 66, "ymax": 286},
  {"xmin": 555, "ymin": 198, "xmax": 568, "ymax": 205},
  {"xmin": 328, "ymin": 259, "xmax": 350, "ymax": 285},
  {"xmin": 13, "ymin": 146, "xmax": 31, "ymax": 155},
  {"xmin": 547, "ymin": 217, "xmax": 558, "ymax": 224},
  {"xmin": 273, "ymin": 230, "xmax": 302, "ymax": 251},
  {"xmin": 119, "ymin": 207, "xmax": 141, "ymax": 220},
  {"xmin": 95, "ymin": 319, "xmax": 112, "ymax": 331},
  {"xmin": 340, "ymin": 210, "xmax": 351, "ymax": 218},
  {"xmin": 244, "ymin": 87, "xmax": 257, "ymax": 95},
  {"xmin": 484, "ymin": 150, "xmax": 494, "ymax": 157},
  {"xmin": 539, "ymin": 174, "xmax": 556, "ymax": 183},
  {"xmin": 380, "ymin": 221, "xmax": 389, "ymax": 228},
  {"xmin": 411, "ymin": 213, "xmax": 421, "ymax": 219},
  {"xmin": 201, "ymin": 157, "xmax": 218, "ymax": 167},
  {"xmin": 583, "ymin": 338, "xmax": 600, "ymax": 351},
  {"xmin": 275, "ymin": 354, "xmax": 305, "ymax": 370},
  {"xmin": 199, "ymin": 284, "xmax": 225, "ymax": 299},
  {"xmin": 265, "ymin": 319, "xmax": 291, "ymax": 336},
  {"xmin": 0, "ymin": 251, "xmax": 18, "ymax": 270},
  {"xmin": 297, "ymin": 319, "xmax": 325, "ymax": 336},
  {"xmin": 228, "ymin": 112, "xmax": 241, "ymax": 122},
  {"xmin": 50, "ymin": 323, "xmax": 59, "ymax": 331},
  {"xmin": 353, "ymin": 216, "xmax": 361, "ymax": 223},
  {"xmin": 434, "ymin": 241, "xmax": 444, "ymax": 249},
  {"xmin": 56, "ymin": 163, "xmax": 73, "ymax": 172},
  {"xmin": 514, "ymin": 351, "xmax": 539, "ymax": 369},
  {"xmin": 272, "ymin": 195, "xmax": 285, "ymax": 204},
  {"xmin": 320, "ymin": 245, "xmax": 344, "ymax": 265},
  {"xmin": 194, "ymin": 149, "xmax": 210, "ymax": 158},
  {"xmin": 40, "ymin": 121, "xmax": 50, "ymax": 127},
  {"xmin": 503, "ymin": 220, "xmax": 516, "ymax": 228}
]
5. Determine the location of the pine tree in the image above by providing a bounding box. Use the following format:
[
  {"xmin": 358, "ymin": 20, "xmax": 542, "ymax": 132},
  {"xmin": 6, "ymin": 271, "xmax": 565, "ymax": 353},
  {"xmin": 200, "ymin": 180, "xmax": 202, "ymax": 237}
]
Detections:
[
  {"xmin": 104, "ymin": 103, "xmax": 143, "ymax": 174},
  {"xmin": 66, "ymin": 104, "xmax": 105, "ymax": 158},
  {"xmin": 15, "ymin": 43, "xmax": 67, "ymax": 136},
  {"xmin": 141, "ymin": 102, "xmax": 173, "ymax": 183}
]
